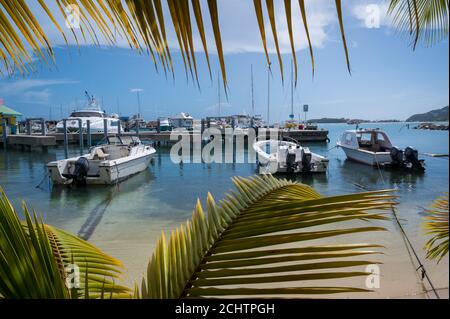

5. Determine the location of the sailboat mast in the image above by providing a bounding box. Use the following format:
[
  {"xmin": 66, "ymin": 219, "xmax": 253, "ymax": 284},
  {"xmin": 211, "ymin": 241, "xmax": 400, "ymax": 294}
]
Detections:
[
  {"xmin": 137, "ymin": 91, "xmax": 142, "ymax": 118},
  {"xmin": 267, "ymin": 64, "xmax": 270, "ymax": 128},
  {"xmin": 218, "ymin": 71, "xmax": 221, "ymax": 118},
  {"xmin": 251, "ymin": 65, "xmax": 255, "ymax": 116},
  {"xmin": 290, "ymin": 60, "xmax": 294, "ymax": 120}
]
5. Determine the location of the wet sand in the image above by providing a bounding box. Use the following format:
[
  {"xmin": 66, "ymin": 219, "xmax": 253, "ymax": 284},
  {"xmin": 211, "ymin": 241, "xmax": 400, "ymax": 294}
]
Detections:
[{"xmin": 89, "ymin": 200, "xmax": 449, "ymax": 299}]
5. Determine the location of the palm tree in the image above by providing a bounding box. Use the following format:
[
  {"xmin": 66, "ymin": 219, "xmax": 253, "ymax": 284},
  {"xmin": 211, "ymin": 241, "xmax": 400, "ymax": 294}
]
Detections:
[
  {"xmin": 1, "ymin": 175, "xmax": 397, "ymax": 298},
  {"xmin": 423, "ymin": 193, "xmax": 449, "ymax": 262},
  {"xmin": 1, "ymin": 1, "xmax": 448, "ymax": 87}
]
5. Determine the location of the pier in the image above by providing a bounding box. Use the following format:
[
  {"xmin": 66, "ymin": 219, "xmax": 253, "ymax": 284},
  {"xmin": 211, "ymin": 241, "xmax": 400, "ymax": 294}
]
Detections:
[
  {"xmin": 2, "ymin": 116, "xmax": 329, "ymax": 153},
  {"xmin": 2, "ymin": 129, "xmax": 329, "ymax": 150}
]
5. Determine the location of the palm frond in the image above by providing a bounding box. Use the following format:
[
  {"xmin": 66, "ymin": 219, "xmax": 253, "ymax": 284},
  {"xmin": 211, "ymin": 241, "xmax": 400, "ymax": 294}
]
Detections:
[
  {"xmin": 423, "ymin": 193, "xmax": 449, "ymax": 262},
  {"xmin": 389, "ymin": 0, "xmax": 449, "ymax": 49},
  {"xmin": 0, "ymin": 0, "xmax": 355, "ymax": 87},
  {"xmin": 0, "ymin": 188, "xmax": 130, "ymax": 299},
  {"xmin": 298, "ymin": 0, "xmax": 315, "ymax": 77},
  {"xmin": 141, "ymin": 175, "xmax": 397, "ymax": 299}
]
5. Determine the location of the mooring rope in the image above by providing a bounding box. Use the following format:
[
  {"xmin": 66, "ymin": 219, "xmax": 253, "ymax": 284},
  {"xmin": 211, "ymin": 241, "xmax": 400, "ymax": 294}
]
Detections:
[
  {"xmin": 353, "ymin": 182, "xmax": 441, "ymax": 299},
  {"xmin": 35, "ymin": 169, "xmax": 50, "ymax": 190},
  {"xmin": 391, "ymin": 207, "xmax": 441, "ymax": 299}
]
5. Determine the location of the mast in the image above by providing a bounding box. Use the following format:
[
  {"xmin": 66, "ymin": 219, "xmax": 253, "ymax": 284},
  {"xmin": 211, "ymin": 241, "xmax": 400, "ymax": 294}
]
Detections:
[
  {"xmin": 290, "ymin": 60, "xmax": 294, "ymax": 120},
  {"xmin": 268, "ymin": 69, "xmax": 270, "ymax": 127},
  {"xmin": 218, "ymin": 71, "xmax": 221, "ymax": 118},
  {"xmin": 251, "ymin": 65, "xmax": 255, "ymax": 116},
  {"xmin": 137, "ymin": 91, "xmax": 141, "ymax": 118}
]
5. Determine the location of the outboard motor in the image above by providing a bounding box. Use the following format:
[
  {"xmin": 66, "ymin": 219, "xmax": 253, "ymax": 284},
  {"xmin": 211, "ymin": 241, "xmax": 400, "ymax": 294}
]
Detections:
[
  {"xmin": 302, "ymin": 148, "xmax": 312, "ymax": 173},
  {"xmin": 390, "ymin": 146, "xmax": 404, "ymax": 165},
  {"xmin": 286, "ymin": 148, "xmax": 297, "ymax": 173},
  {"xmin": 73, "ymin": 157, "xmax": 90, "ymax": 185},
  {"xmin": 404, "ymin": 146, "xmax": 424, "ymax": 171}
]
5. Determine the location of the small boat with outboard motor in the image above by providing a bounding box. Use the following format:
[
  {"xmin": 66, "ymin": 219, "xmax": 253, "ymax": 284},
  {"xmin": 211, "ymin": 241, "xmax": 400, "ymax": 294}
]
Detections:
[
  {"xmin": 47, "ymin": 136, "xmax": 156, "ymax": 185},
  {"xmin": 253, "ymin": 139, "xmax": 329, "ymax": 174},
  {"xmin": 336, "ymin": 129, "xmax": 425, "ymax": 171}
]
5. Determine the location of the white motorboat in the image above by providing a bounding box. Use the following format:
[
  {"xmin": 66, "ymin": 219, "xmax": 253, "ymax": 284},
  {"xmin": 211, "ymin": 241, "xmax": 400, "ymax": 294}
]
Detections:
[
  {"xmin": 336, "ymin": 129, "xmax": 425, "ymax": 171},
  {"xmin": 47, "ymin": 136, "xmax": 156, "ymax": 185},
  {"xmin": 253, "ymin": 139, "xmax": 329, "ymax": 174},
  {"xmin": 128, "ymin": 114, "xmax": 148, "ymax": 132},
  {"xmin": 56, "ymin": 92, "xmax": 123, "ymax": 134},
  {"xmin": 170, "ymin": 112, "xmax": 194, "ymax": 131},
  {"xmin": 158, "ymin": 117, "xmax": 172, "ymax": 132}
]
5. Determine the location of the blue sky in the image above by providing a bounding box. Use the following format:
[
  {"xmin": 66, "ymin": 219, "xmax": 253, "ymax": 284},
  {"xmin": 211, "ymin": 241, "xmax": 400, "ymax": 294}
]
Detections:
[{"xmin": 0, "ymin": 0, "xmax": 448, "ymax": 122}]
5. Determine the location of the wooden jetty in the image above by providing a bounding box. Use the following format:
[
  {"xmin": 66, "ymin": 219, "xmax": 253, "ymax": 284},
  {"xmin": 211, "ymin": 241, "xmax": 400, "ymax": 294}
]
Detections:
[
  {"xmin": 2, "ymin": 128, "xmax": 329, "ymax": 152},
  {"xmin": 1, "ymin": 134, "xmax": 56, "ymax": 151}
]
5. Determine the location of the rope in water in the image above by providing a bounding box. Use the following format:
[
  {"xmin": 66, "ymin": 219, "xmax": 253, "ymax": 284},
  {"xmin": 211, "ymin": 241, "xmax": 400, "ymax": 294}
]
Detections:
[
  {"xmin": 35, "ymin": 169, "xmax": 50, "ymax": 190},
  {"xmin": 355, "ymin": 165, "xmax": 441, "ymax": 299},
  {"xmin": 390, "ymin": 207, "xmax": 440, "ymax": 299}
]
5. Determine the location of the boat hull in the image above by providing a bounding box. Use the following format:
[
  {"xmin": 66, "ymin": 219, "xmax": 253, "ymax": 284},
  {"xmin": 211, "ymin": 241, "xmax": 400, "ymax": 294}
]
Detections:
[
  {"xmin": 253, "ymin": 140, "xmax": 329, "ymax": 175},
  {"xmin": 339, "ymin": 145, "xmax": 392, "ymax": 166},
  {"xmin": 47, "ymin": 148, "xmax": 155, "ymax": 185}
]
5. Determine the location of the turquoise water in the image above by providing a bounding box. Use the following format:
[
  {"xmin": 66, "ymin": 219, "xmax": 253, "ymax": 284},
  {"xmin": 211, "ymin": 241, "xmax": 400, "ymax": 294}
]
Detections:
[
  {"xmin": 1, "ymin": 123, "xmax": 449, "ymax": 296},
  {"xmin": 0, "ymin": 123, "xmax": 448, "ymax": 233}
]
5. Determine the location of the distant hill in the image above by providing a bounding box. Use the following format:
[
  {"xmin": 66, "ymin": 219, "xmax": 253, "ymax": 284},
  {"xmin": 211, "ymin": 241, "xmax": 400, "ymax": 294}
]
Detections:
[
  {"xmin": 406, "ymin": 106, "xmax": 449, "ymax": 122},
  {"xmin": 306, "ymin": 118, "xmax": 400, "ymax": 124},
  {"xmin": 307, "ymin": 118, "xmax": 348, "ymax": 123}
]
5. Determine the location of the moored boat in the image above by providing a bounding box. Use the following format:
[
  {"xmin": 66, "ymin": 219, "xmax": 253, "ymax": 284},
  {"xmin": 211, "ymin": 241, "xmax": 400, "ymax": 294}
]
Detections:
[
  {"xmin": 55, "ymin": 92, "xmax": 123, "ymax": 134},
  {"xmin": 47, "ymin": 136, "xmax": 156, "ymax": 185},
  {"xmin": 253, "ymin": 139, "xmax": 329, "ymax": 174},
  {"xmin": 337, "ymin": 129, "xmax": 425, "ymax": 171}
]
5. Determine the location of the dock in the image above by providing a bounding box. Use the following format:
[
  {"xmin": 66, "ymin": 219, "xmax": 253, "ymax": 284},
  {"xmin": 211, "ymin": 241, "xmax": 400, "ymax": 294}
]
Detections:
[
  {"xmin": 1, "ymin": 134, "xmax": 56, "ymax": 151},
  {"xmin": 2, "ymin": 128, "xmax": 329, "ymax": 152}
]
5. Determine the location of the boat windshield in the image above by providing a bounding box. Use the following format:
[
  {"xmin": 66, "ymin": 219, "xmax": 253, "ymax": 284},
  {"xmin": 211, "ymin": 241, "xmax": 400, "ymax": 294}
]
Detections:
[
  {"xmin": 108, "ymin": 136, "xmax": 140, "ymax": 145},
  {"xmin": 70, "ymin": 111, "xmax": 104, "ymax": 118}
]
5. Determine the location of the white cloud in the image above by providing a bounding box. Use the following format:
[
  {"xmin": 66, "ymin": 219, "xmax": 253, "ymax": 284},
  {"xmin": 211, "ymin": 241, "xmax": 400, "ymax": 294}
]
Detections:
[
  {"xmin": 0, "ymin": 79, "xmax": 78, "ymax": 105},
  {"xmin": 351, "ymin": 1, "xmax": 392, "ymax": 29},
  {"xmin": 27, "ymin": 0, "xmax": 337, "ymax": 55}
]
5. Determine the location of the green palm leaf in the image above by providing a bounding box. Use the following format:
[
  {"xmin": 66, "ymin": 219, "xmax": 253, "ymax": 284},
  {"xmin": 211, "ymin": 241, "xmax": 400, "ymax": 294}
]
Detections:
[
  {"xmin": 0, "ymin": 188, "xmax": 130, "ymax": 299},
  {"xmin": 389, "ymin": 0, "xmax": 449, "ymax": 49},
  {"xmin": 141, "ymin": 175, "xmax": 397, "ymax": 299},
  {"xmin": 423, "ymin": 193, "xmax": 449, "ymax": 262}
]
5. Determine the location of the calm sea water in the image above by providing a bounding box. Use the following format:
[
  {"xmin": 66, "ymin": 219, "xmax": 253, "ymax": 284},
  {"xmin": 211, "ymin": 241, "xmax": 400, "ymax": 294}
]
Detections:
[
  {"xmin": 1, "ymin": 123, "xmax": 448, "ymax": 226},
  {"xmin": 1, "ymin": 122, "xmax": 449, "ymax": 296}
]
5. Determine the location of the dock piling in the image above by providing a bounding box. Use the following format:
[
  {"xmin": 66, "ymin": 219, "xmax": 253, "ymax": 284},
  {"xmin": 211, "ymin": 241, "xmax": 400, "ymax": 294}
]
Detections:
[
  {"xmin": 2, "ymin": 118, "xmax": 7, "ymax": 150},
  {"xmin": 118, "ymin": 120, "xmax": 121, "ymax": 136},
  {"xmin": 63, "ymin": 120, "xmax": 68, "ymax": 159},
  {"xmin": 103, "ymin": 119, "xmax": 108, "ymax": 141},
  {"xmin": 26, "ymin": 120, "xmax": 31, "ymax": 136},
  {"xmin": 40, "ymin": 119, "xmax": 46, "ymax": 136},
  {"xmin": 78, "ymin": 119, "xmax": 84, "ymax": 155},
  {"xmin": 87, "ymin": 120, "xmax": 92, "ymax": 148}
]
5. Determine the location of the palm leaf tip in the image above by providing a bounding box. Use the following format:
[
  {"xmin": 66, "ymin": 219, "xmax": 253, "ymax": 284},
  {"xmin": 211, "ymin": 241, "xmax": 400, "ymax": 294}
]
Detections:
[
  {"xmin": 0, "ymin": 188, "xmax": 130, "ymax": 299},
  {"xmin": 388, "ymin": 0, "xmax": 449, "ymax": 49},
  {"xmin": 423, "ymin": 193, "xmax": 449, "ymax": 262},
  {"xmin": 142, "ymin": 175, "xmax": 397, "ymax": 299}
]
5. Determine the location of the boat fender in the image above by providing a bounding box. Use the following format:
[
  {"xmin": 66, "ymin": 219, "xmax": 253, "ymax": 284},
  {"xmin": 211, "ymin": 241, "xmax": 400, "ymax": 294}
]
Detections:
[{"xmin": 73, "ymin": 157, "xmax": 90, "ymax": 185}]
